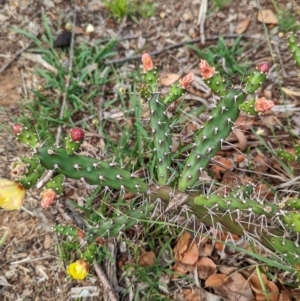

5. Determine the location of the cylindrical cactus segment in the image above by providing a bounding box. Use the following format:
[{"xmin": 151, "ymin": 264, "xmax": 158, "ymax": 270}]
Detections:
[
  {"xmin": 149, "ymin": 93, "xmax": 172, "ymax": 185},
  {"xmin": 87, "ymin": 203, "xmax": 155, "ymax": 238},
  {"xmin": 203, "ymin": 71, "xmax": 227, "ymax": 96},
  {"xmin": 137, "ymin": 83, "xmax": 151, "ymax": 99},
  {"xmin": 65, "ymin": 128, "xmax": 85, "ymax": 155},
  {"xmin": 244, "ymin": 69, "xmax": 267, "ymax": 94},
  {"xmin": 270, "ymin": 236, "xmax": 300, "ymax": 266},
  {"xmin": 82, "ymin": 243, "xmax": 97, "ymax": 264},
  {"xmin": 276, "ymin": 149, "xmax": 296, "ymax": 161},
  {"xmin": 36, "ymin": 147, "xmax": 147, "ymax": 193},
  {"xmin": 284, "ymin": 198, "xmax": 300, "ymax": 210},
  {"xmin": 194, "ymin": 194, "xmax": 279, "ymax": 216},
  {"xmin": 287, "ymin": 32, "xmax": 300, "ymax": 68},
  {"xmin": 21, "ymin": 157, "xmax": 41, "ymax": 175},
  {"xmin": 282, "ymin": 212, "xmax": 300, "ymax": 233},
  {"xmin": 53, "ymin": 225, "xmax": 79, "ymax": 237},
  {"xmin": 45, "ymin": 174, "xmax": 65, "ymax": 195},
  {"xmin": 239, "ymin": 98, "xmax": 257, "ymax": 116},
  {"xmin": 17, "ymin": 164, "xmax": 45, "ymax": 189},
  {"xmin": 12, "ymin": 124, "xmax": 39, "ymax": 149},
  {"xmin": 163, "ymin": 73, "xmax": 194, "ymax": 105},
  {"xmin": 143, "ymin": 68, "xmax": 159, "ymax": 92},
  {"xmin": 178, "ymin": 88, "xmax": 246, "ymax": 191}
]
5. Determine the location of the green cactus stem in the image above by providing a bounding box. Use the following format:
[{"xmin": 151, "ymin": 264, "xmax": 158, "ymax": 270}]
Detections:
[
  {"xmin": 53, "ymin": 225, "xmax": 80, "ymax": 237},
  {"xmin": 87, "ymin": 202, "xmax": 155, "ymax": 238},
  {"xmin": 288, "ymin": 32, "xmax": 300, "ymax": 68},
  {"xmin": 12, "ymin": 124, "xmax": 39, "ymax": 149},
  {"xmin": 148, "ymin": 185, "xmax": 300, "ymax": 267},
  {"xmin": 276, "ymin": 149, "xmax": 296, "ymax": 161},
  {"xmin": 45, "ymin": 174, "xmax": 65, "ymax": 195},
  {"xmin": 143, "ymin": 68, "xmax": 158, "ymax": 92},
  {"xmin": 137, "ymin": 83, "xmax": 151, "ymax": 99},
  {"xmin": 149, "ymin": 93, "xmax": 172, "ymax": 185},
  {"xmin": 203, "ymin": 71, "xmax": 227, "ymax": 96},
  {"xmin": 244, "ymin": 65, "xmax": 268, "ymax": 94},
  {"xmin": 239, "ymin": 98, "xmax": 257, "ymax": 116},
  {"xmin": 282, "ymin": 212, "xmax": 300, "ymax": 233},
  {"xmin": 270, "ymin": 236, "xmax": 300, "ymax": 267},
  {"xmin": 163, "ymin": 83, "xmax": 187, "ymax": 105},
  {"xmin": 284, "ymin": 197, "xmax": 300, "ymax": 210},
  {"xmin": 17, "ymin": 163, "xmax": 45, "ymax": 189},
  {"xmin": 82, "ymin": 243, "xmax": 97, "ymax": 264},
  {"xmin": 178, "ymin": 88, "xmax": 246, "ymax": 191},
  {"xmin": 65, "ymin": 128, "xmax": 85, "ymax": 155},
  {"xmin": 194, "ymin": 194, "xmax": 279, "ymax": 216},
  {"xmin": 36, "ymin": 146, "xmax": 147, "ymax": 193}
]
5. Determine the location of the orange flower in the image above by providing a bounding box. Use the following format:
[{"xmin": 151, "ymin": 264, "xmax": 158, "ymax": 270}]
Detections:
[
  {"xmin": 199, "ymin": 60, "xmax": 215, "ymax": 79},
  {"xmin": 41, "ymin": 189, "xmax": 56, "ymax": 208},
  {"xmin": 67, "ymin": 259, "xmax": 90, "ymax": 280},
  {"xmin": 0, "ymin": 179, "xmax": 25, "ymax": 210},
  {"xmin": 179, "ymin": 72, "xmax": 195, "ymax": 89},
  {"xmin": 254, "ymin": 97, "xmax": 274, "ymax": 113},
  {"xmin": 142, "ymin": 53, "xmax": 154, "ymax": 71}
]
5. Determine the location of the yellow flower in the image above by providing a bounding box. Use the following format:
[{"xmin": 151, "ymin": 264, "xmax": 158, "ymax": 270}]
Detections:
[
  {"xmin": 67, "ymin": 259, "xmax": 89, "ymax": 280},
  {"xmin": 0, "ymin": 179, "xmax": 26, "ymax": 210}
]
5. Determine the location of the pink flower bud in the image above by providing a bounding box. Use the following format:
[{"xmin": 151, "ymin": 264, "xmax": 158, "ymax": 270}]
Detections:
[
  {"xmin": 199, "ymin": 60, "xmax": 215, "ymax": 79},
  {"xmin": 12, "ymin": 124, "xmax": 24, "ymax": 135},
  {"xmin": 179, "ymin": 72, "xmax": 195, "ymax": 89},
  {"xmin": 41, "ymin": 189, "xmax": 56, "ymax": 208},
  {"xmin": 254, "ymin": 97, "xmax": 274, "ymax": 113},
  {"xmin": 70, "ymin": 128, "xmax": 85, "ymax": 142},
  {"xmin": 257, "ymin": 63, "xmax": 269, "ymax": 74},
  {"xmin": 142, "ymin": 53, "xmax": 154, "ymax": 71}
]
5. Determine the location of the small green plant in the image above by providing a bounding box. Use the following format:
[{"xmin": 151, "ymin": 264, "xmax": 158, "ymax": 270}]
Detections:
[
  {"xmin": 11, "ymin": 15, "xmax": 116, "ymax": 141},
  {"xmin": 102, "ymin": 0, "xmax": 154, "ymax": 22},
  {"xmin": 211, "ymin": 0, "xmax": 232, "ymax": 10},
  {"xmin": 187, "ymin": 36, "xmax": 250, "ymax": 81}
]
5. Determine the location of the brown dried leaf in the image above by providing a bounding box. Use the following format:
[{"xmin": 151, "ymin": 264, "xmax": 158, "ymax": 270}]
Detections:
[
  {"xmin": 182, "ymin": 288, "xmax": 201, "ymax": 301},
  {"xmin": 250, "ymin": 274, "xmax": 279, "ymax": 301},
  {"xmin": 278, "ymin": 287, "xmax": 293, "ymax": 301},
  {"xmin": 196, "ymin": 257, "xmax": 216, "ymax": 280},
  {"xmin": 172, "ymin": 262, "xmax": 195, "ymax": 278},
  {"xmin": 214, "ymin": 272, "xmax": 254, "ymax": 301},
  {"xmin": 257, "ymin": 9, "xmax": 278, "ymax": 24},
  {"xmin": 205, "ymin": 273, "xmax": 228, "ymax": 287},
  {"xmin": 160, "ymin": 73, "xmax": 181, "ymax": 86},
  {"xmin": 180, "ymin": 240, "xmax": 199, "ymax": 265},
  {"xmin": 235, "ymin": 18, "xmax": 250, "ymax": 34},
  {"xmin": 138, "ymin": 251, "xmax": 156, "ymax": 267},
  {"xmin": 173, "ymin": 231, "xmax": 191, "ymax": 261}
]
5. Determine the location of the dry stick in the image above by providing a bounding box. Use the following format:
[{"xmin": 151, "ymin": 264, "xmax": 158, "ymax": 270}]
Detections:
[
  {"xmin": 94, "ymin": 263, "xmax": 118, "ymax": 301},
  {"xmin": 0, "ymin": 10, "xmax": 42, "ymax": 74},
  {"xmin": 105, "ymin": 34, "xmax": 261, "ymax": 65},
  {"xmin": 198, "ymin": 0, "xmax": 208, "ymax": 44}
]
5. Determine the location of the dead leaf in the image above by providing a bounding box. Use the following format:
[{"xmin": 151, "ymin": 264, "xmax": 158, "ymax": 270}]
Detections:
[
  {"xmin": 257, "ymin": 9, "xmax": 278, "ymax": 24},
  {"xmin": 196, "ymin": 257, "xmax": 216, "ymax": 279},
  {"xmin": 180, "ymin": 240, "xmax": 199, "ymax": 265},
  {"xmin": 250, "ymin": 274, "xmax": 279, "ymax": 301},
  {"xmin": 278, "ymin": 287, "xmax": 292, "ymax": 301},
  {"xmin": 182, "ymin": 288, "xmax": 201, "ymax": 301},
  {"xmin": 138, "ymin": 251, "xmax": 156, "ymax": 267},
  {"xmin": 214, "ymin": 272, "xmax": 254, "ymax": 301},
  {"xmin": 160, "ymin": 73, "xmax": 181, "ymax": 86},
  {"xmin": 211, "ymin": 156, "xmax": 234, "ymax": 179},
  {"xmin": 173, "ymin": 231, "xmax": 191, "ymax": 261},
  {"xmin": 173, "ymin": 262, "xmax": 195, "ymax": 278},
  {"xmin": 205, "ymin": 273, "xmax": 228, "ymax": 287},
  {"xmin": 235, "ymin": 18, "xmax": 250, "ymax": 34}
]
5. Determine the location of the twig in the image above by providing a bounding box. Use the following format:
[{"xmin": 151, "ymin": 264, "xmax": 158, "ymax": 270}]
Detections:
[
  {"xmin": 198, "ymin": 0, "xmax": 208, "ymax": 44},
  {"xmin": 0, "ymin": 10, "xmax": 42, "ymax": 74},
  {"xmin": 105, "ymin": 34, "xmax": 261, "ymax": 65},
  {"xmin": 94, "ymin": 263, "xmax": 118, "ymax": 301},
  {"xmin": 0, "ymin": 42, "xmax": 33, "ymax": 74}
]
